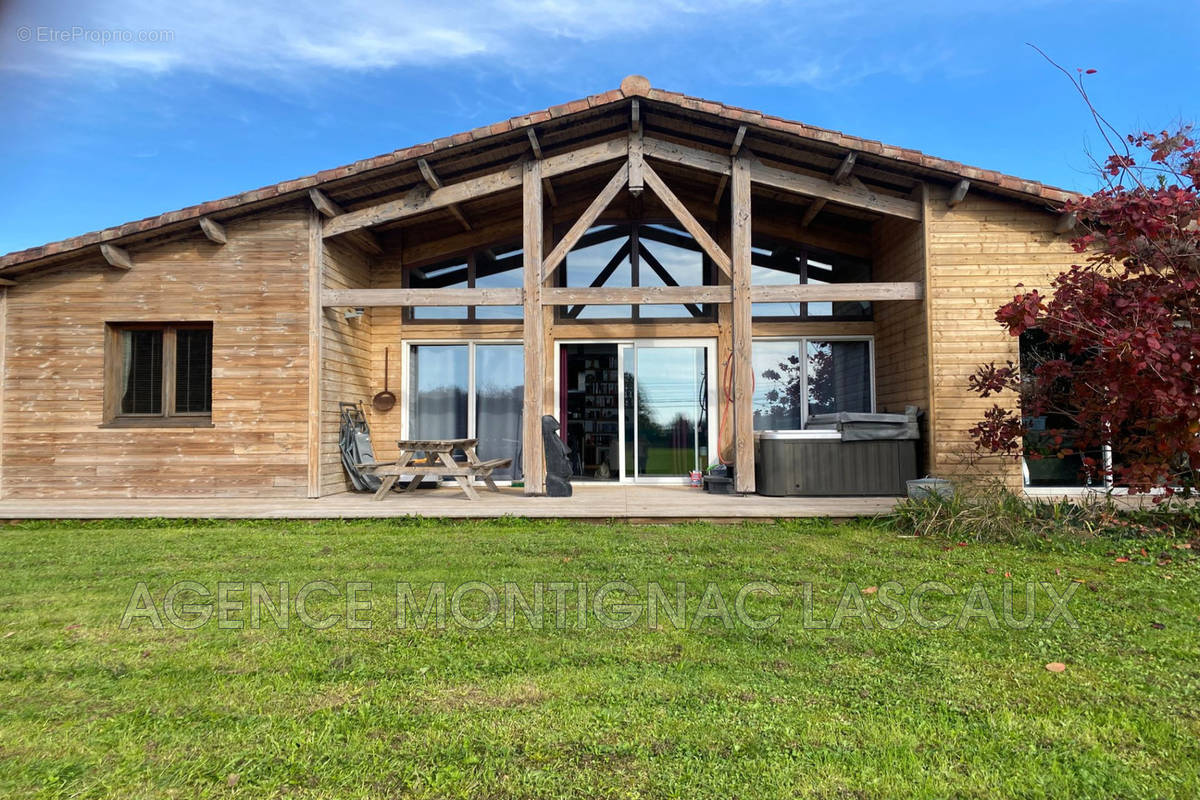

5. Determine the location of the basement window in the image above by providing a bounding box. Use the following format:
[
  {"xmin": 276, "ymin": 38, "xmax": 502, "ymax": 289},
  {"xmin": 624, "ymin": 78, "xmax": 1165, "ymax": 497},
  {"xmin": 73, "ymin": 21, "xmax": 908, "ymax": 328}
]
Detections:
[{"xmin": 103, "ymin": 323, "xmax": 213, "ymax": 427}]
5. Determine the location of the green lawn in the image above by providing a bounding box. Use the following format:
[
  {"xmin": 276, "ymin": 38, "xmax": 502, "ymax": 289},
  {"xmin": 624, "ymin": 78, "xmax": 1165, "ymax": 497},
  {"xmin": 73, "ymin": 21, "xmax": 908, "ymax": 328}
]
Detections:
[{"xmin": 1, "ymin": 518, "xmax": 1197, "ymax": 798}]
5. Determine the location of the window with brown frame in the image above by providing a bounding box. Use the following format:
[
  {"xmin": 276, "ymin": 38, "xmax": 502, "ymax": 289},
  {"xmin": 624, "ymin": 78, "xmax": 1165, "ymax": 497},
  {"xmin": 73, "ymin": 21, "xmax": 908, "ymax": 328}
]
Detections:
[{"xmin": 103, "ymin": 322, "xmax": 213, "ymax": 427}]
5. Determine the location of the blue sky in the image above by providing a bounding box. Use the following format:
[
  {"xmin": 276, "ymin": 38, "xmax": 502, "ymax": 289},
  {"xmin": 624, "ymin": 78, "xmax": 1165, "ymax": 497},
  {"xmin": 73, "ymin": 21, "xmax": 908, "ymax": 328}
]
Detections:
[{"xmin": 1, "ymin": 0, "xmax": 1197, "ymax": 256}]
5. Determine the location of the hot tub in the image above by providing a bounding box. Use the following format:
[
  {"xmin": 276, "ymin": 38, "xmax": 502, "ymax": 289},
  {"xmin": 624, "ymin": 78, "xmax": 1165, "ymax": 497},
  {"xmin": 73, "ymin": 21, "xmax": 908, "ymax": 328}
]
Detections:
[{"xmin": 755, "ymin": 407, "xmax": 920, "ymax": 497}]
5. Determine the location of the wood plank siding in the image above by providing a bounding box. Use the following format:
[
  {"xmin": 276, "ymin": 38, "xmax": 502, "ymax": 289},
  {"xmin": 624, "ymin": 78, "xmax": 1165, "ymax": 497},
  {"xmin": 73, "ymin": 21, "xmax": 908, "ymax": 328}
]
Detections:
[
  {"xmin": 872, "ymin": 212, "xmax": 930, "ymax": 471},
  {"xmin": 320, "ymin": 239, "xmax": 373, "ymax": 494},
  {"xmin": 924, "ymin": 185, "xmax": 1079, "ymax": 487},
  {"xmin": 0, "ymin": 207, "xmax": 311, "ymax": 498}
]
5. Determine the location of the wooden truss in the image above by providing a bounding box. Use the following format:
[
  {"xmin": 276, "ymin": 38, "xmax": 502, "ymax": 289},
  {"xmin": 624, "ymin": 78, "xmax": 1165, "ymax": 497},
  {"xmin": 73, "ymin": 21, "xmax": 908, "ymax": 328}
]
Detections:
[{"xmin": 316, "ymin": 113, "xmax": 925, "ymax": 496}]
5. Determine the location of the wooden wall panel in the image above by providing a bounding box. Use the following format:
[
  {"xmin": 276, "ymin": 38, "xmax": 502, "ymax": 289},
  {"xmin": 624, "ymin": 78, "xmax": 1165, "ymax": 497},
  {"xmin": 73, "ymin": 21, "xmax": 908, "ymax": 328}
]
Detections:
[
  {"xmin": 872, "ymin": 215, "xmax": 929, "ymax": 472},
  {"xmin": 320, "ymin": 239, "xmax": 372, "ymax": 495},
  {"xmin": 1, "ymin": 207, "xmax": 311, "ymax": 498},
  {"xmin": 925, "ymin": 187, "xmax": 1079, "ymax": 486}
]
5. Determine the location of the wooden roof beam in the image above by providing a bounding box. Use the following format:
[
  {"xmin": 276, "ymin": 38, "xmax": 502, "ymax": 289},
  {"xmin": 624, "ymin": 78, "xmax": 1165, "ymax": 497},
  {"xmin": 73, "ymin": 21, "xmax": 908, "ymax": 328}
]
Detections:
[
  {"xmin": 0, "ymin": 276, "xmax": 17, "ymax": 286},
  {"xmin": 644, "ymin": 137, "xmax": 921, "ymax": 220},
  {"xmin": 323, "ymin": 136, "xmax": 627, "ymax": 238},
  {"xmin": 418, "ymin": 158, "xmax": 472, "ymax": 231},
  {"xmin": 947, "ymin": 179, "xmax": 970, "ymax": 208},
  {"xmin": 542, "ymin": 162, "xmax": 629, "ymax": 281},
  {"xmin": 712, "ymin": 125, "xmax": 748, "ymax": 204},
  {"xmin": 751, "ymin": 281, "xmax": 923, "ymax": 302},
  {"xmin": 198, "ymin": 217, "xmax": 226, "ymax": 244},
  {"xmin": 799, "ymin": 198, "xmax": 827, "ymax": 229},
  {"xmin": 323, "ymin": 287, "xmax": 522, "ymax": 308},
  {"xmin": 642, "ymin": 161, "xmax": 732, "ymax": 277},
  {"xmin": 526, "ymin": 128, "xmax": 543, "ymax": 159},
  {"xmin": 309, "ymin": 188, "xmax": 342, "ymax": 218},
  {"xmin": 831, "ymin": 151, "xmax": 856, "ymax": 185},
  {"xmin": 631, "ymin": 99, "xmax": 641, "ymax": 133},
  {"xmin": 100, "ymin": 244, "xmax": 132, "ymax": 270},
  {"xmin": 747, "ymin": 150, "xmax": 922, "ymax": 221},
  {"xmin": 308, "ymin": 189, "xmax": 383, "ymax": 254},
  {"xmin": 800, "ymin": 151, "xmax": 856, "ymax": 229},
  {"xmin": 1055, "ymin": 210, "xmax": 1078, "ymax": 234},
  {"xmin": 526, "ymin": 129, "xmax": 557, "ymax": 207}
]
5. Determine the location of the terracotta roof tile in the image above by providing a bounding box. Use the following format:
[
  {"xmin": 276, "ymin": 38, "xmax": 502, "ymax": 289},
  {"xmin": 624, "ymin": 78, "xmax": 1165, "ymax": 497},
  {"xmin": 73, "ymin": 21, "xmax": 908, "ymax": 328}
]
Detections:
[{"xmin": 1, "ymin": 77, "xmax": 1082, "ymax": 270}]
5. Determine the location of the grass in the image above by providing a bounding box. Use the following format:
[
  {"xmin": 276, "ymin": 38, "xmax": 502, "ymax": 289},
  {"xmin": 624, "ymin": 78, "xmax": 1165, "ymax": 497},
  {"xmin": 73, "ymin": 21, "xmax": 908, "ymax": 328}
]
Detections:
[{"xmin": 0, "ymin": 517, "xmax": 1197, "ymax": 798}]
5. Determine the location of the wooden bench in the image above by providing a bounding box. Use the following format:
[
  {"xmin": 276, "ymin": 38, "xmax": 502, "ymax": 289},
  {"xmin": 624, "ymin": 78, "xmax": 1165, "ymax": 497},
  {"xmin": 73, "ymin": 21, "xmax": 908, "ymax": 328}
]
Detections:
[{"xmin": 360, "ymin": 438, "xmax": 512, "ymax": 501}]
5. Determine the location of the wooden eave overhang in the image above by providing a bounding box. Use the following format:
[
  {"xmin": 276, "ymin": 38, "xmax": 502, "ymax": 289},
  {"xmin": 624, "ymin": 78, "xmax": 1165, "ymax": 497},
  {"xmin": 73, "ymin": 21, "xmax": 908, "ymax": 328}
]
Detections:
[{"xmin": 0, "ymin": 76, "xmax": 1083, "ymax": 279}]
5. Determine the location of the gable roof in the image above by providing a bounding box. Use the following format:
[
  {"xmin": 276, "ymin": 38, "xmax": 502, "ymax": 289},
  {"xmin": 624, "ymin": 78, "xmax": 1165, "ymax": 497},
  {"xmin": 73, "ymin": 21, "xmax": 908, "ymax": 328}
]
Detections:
[{"xmin": 1, "ymin": 75, "xmax": 1080, "ymax": 272}]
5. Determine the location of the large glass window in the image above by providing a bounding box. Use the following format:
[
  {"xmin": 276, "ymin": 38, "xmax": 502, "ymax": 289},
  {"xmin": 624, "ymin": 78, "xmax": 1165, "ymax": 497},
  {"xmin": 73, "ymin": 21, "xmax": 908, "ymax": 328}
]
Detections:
[
  {"xmin": 561, "ymin": 223, "xmax": 712, "ymax": 321},
  {"xmin": 806, "ymin": 340, "xmax": 872, "ymax": 417},
  {"xmin": 751, "ymin": 237, "xmax": 872, "ymax": 321},
  {"xmin": 752, "ymin": 338, "xmax": 873, "ymax": 430},
  {"xmin": 407, "ymin": 342, "xmax": 524, "ymax": 480},
  {"xmin": 408, "ymin": 344, "xmax": 469, "ymax": 439},
  {"xmin": 107, "ymin": 322, "xmax": 213, "ymax": 425},
  {"xmin": 473, "ymin": 344, "xmax": 524, "ymax": 479},
  {"xmin": 408, "ymin": 244, "xmax": 523, "ymax": 321}
]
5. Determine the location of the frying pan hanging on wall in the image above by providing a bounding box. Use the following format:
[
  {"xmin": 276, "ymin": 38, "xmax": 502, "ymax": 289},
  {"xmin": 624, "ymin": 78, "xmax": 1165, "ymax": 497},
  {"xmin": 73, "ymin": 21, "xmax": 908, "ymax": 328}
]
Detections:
[{"xmin": 373, "ymin": 347, "xmax": 396, "ymax": 412}]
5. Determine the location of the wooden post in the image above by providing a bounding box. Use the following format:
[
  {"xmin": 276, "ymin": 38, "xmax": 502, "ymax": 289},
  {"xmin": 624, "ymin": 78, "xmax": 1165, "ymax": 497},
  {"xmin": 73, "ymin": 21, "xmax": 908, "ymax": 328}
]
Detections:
[
  {"xmin": 730, "ymin": 156, "xmax": 755, "ymax": 493},
  {"xmin": 715, "ymin": 210, "xmax": 734, "ymax": 465},
  {"xmin": 307, "ymin": 206, "xmax": 324, "ymax": 498},
  {"xmin": 522, "ymin": 160, "xmax": 546, "ymax": 495}
]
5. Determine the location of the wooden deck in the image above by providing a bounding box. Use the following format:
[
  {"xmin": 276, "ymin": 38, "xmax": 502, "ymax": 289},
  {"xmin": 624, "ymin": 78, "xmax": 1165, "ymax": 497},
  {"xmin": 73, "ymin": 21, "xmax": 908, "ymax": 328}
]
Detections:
[{"xmin": 0, "ymin": 485, "xmax": 900, "ymax": 521}]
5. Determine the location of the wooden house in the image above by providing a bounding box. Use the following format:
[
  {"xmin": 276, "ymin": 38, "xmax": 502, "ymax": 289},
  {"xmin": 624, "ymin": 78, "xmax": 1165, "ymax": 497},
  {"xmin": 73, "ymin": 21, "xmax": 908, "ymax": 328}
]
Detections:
[{"xmin": 0, "ymin": 76, "xmax": 1084, "ymax": 500}]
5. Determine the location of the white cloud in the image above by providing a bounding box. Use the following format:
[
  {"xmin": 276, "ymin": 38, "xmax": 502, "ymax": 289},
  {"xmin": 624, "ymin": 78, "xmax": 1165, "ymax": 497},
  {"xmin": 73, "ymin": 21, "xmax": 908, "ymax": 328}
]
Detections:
[
  {"xmin": 0, "ymin": 0, "xmax": 761, "ymax": 78},
  {"xmin": 0, "ymin": 0, "xmax": 1063, "ymax": 90}
]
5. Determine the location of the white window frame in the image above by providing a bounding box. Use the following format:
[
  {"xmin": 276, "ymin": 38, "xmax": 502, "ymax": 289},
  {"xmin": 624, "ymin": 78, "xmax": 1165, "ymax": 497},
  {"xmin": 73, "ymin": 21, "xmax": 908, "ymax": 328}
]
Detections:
[
  {"xmin": 399, "ymin": 339, "xmax": 523, "ymax": 443},
  {"xmin": 751, "ymin": 335, "xmax": 876, "ymax": 430}
]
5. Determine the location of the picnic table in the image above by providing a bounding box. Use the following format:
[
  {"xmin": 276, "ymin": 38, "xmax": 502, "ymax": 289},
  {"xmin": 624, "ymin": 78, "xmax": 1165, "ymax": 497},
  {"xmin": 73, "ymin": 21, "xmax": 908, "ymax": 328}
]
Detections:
[{"xmin": 361, "ymin": 438, "xmax": 512, "ymax": 501}]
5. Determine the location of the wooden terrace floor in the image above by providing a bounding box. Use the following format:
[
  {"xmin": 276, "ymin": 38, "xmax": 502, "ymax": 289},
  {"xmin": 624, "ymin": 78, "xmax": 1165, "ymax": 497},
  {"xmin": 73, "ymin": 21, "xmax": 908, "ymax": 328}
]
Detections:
[{"xmin": 0, "ymin": 484, "xmax": 901, "ymax": 521}]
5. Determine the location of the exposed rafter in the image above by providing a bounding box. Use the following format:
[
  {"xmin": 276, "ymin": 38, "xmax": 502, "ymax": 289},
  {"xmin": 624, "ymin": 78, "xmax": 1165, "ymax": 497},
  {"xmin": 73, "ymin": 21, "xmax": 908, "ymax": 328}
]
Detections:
[
  {"xmin": 832, "ymin": 152, "xmax": 857, "ymax": 185},
  {"xmin": 526, "ymin": 129, "xmax": 557, "ymax": 207},
  {"xmin": 645, "ymin": 137, "xmax": 921, "ymax": 221},
  {"xmin": 0, "ymin": 277, "xmax": 17, "ymax": 286},
  {"xmin": 100, "ymin": 244, "xmax": 132, "ymax": 271},
  {"xmin": 799, "ymin": 198, "xmax": 827, "ymax": 229},
  {"xmin": 308, "ymin": 188, "xmax": 342, "ymax": 218},
  {"xmin": 418, "ymin": 158, "xmax": 472, "ymax": 231},
  {"xmin": 712, "ymin": 125, "xmax": 748, "ymax": 204},
  {"xmin": 747, "ymin": 150, "xmax": 922, "ymax": 221},
  {"xmin": 307, "ymin": 189, "xmax": 383, "ymax": 254},
  {"xmin": 526, "ymin": 128, "xmax": 543, "ymax": 159},
  {"xmin": 631, "ymin": 99, "xmax": 641, "ymax": 133},
  {"xmin": 324, "ymin": 138, "xmax": 626, "ymax": 238},
  {"xmin": 947, "ymin": 179, "xmax": 970, "ymax": 208},
  {"xmin": 800, "ymin": 151, "xmax": 857, "ymax": 229},
  {"xmin": 198, "ymin": 217, "xmax": 226, "ymax": 245},
  {"xmin": 1055, "ymin": 210, "xmax": 1078, "ymax": 234}
]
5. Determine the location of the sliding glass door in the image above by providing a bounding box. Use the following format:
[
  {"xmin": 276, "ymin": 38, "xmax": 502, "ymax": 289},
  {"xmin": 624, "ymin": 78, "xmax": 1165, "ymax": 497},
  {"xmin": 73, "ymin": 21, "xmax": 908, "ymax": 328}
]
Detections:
[
  {"xmin": 406, "ymin": 342, "xmax": 523, "ymax": 480},
  {"xmin": 562, "ymin": 339, "xmax": 715, "ymax": 483}
]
